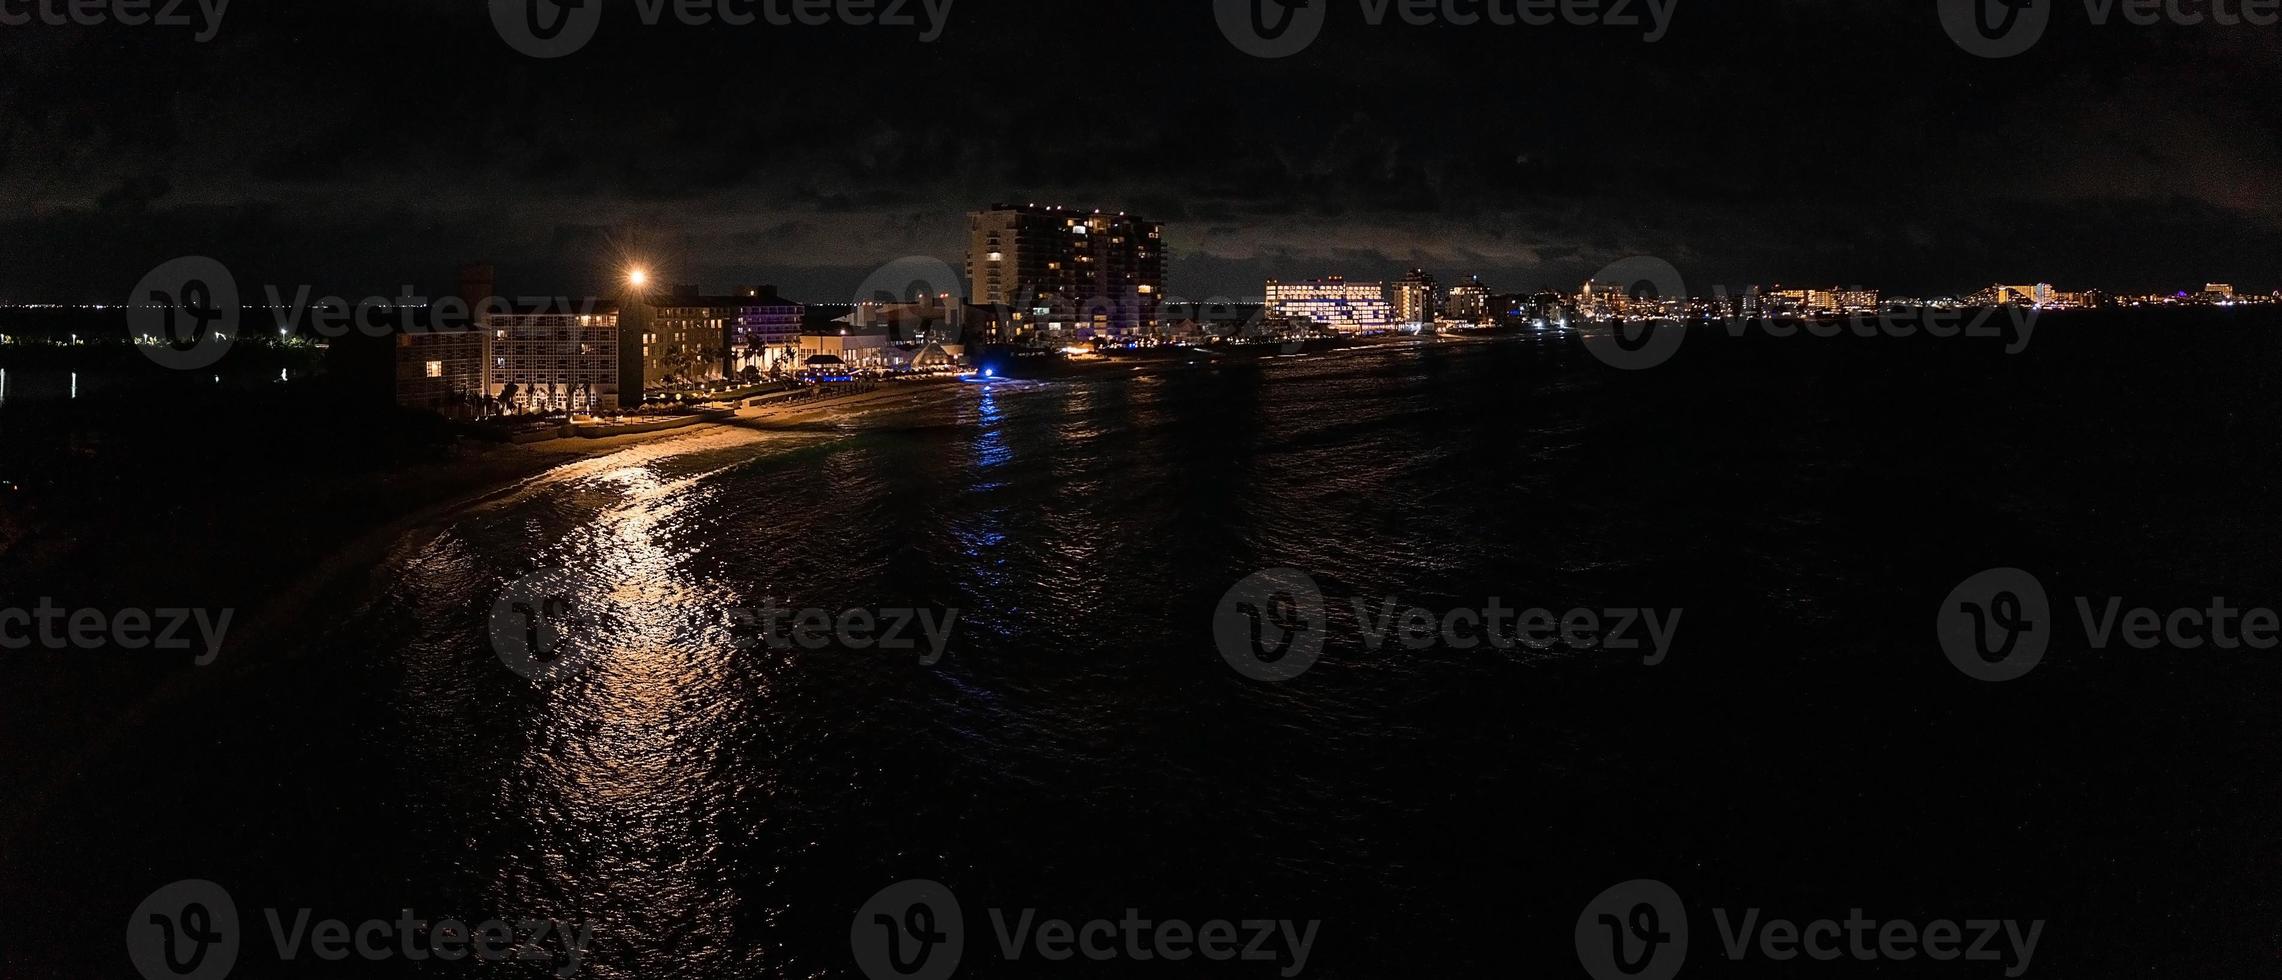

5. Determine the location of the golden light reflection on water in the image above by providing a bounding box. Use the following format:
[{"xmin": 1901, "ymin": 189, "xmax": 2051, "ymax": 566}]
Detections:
[{"xmin": 487, "ymin": 428, "xmax": 814, "ymax": 974}]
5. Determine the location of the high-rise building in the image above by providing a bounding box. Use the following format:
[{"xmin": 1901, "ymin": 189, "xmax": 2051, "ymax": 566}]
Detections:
[
  {"xmin": 1264, "ymin": 277, "xmax": 1395, "ymax": 334},
  {"xmin": 642, "ymin": 285, "xmax": 735, "ymax": 388},
  {"xmin": 732, "ymin": 285, "xmax": 806, "ymax": 376},
  {"xmin": 967, "ymin": 204, "xmax": 1165, "ymax": 341},
  {"xmin": 2205, "ymin": 283, "xmax": 2237, "ymax": 301},
  {"xmin": 1392, "ymin": 269, "xmax": 1441, "ymax": 325},
  {"xmin": 1578, "ymin": 279, "xmax": 1633, "ymax": 319},
  {"xmin": 1447, "ymin": 276, "xmax": 1490, "ymax": 321},
  {"xmin": 490, "ymin": 304, "xmax": 622, "ymax": 413}
]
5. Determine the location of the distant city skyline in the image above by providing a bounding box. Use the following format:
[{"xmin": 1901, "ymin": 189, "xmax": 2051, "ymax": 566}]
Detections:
[{"xmin": 4, "ymin": 258, "xmax": 2267, "ymax": 311}]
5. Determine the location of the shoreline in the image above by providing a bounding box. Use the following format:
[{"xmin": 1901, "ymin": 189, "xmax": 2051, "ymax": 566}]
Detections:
[
  {"xmin": 0, "ymin": 380, "xmax": 961, "ymax": 845},
  {"xmin": 230, "ymin": 380, "xmax": 967, "ymax": 644},
  {"xmin": 0, "ymin": 342, "xmax": 1420, "ymax": 840}
]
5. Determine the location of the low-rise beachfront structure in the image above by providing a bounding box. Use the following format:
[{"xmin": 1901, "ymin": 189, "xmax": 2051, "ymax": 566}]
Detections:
[{"xmin": 799, "ymin": 329, "xmax": 894, "ymax": 371}]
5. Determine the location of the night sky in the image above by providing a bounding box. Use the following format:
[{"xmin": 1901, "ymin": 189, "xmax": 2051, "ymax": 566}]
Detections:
[{"xmin": 3, "ymin": 0, "xmax": 2279, "ymax": 305}]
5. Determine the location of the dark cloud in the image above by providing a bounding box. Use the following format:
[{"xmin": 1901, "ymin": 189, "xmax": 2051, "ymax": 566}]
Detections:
[{"xmin": 1, "ymin": 0, "xmax": 2278, "ymax": 304}]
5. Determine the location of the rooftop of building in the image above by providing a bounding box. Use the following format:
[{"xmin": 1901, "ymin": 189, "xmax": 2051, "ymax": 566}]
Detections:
[{"xmin": 980, "ymin": 203, "xmax": 1154, "ymax": 221}]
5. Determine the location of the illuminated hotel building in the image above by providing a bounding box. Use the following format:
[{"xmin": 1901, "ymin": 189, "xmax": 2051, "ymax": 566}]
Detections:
[
  {"xmin": 967, "ymin": 204, "xmax": 1165, "ymax": 340},
  {"xmin": 1987, "ymin": 284, "xmax": 2054, "ymax": 306},
  {"xmin": 644, "ymin": 286, "xmax": 734, "ymax": 387},
  {"xmin": 1447, "ymin": 276, "xmax": 1491, "ymax": 321},
  {"xmin": 488, "ymin": 305, "xmax": 622, "ymax": 412},
  {"xmin": 1765, "ymin": 288, "xmax": 1811, "ymax": 314},
  {"xmin": 1393, "ymin": 269, "xmax": 1441, "ymax": 324},
  {"xmin": 1578, "ymin": 279, "xmax": 1633, "ymax": 319},
  {"xmin": 488, "ymin": 287, "xmax": 731, "ymax": 412},
  {"xmin": 732, "ymin": 285, "xmax": 806, "ymax": 375},
  {"xmin": 1264, "ymin": 277, "xmax": 1396, "ymax": 334}
]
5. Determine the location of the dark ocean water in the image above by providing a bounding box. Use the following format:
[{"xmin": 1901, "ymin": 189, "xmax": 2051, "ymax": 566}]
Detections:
[{"xmin": 8, "ymin": 314, "xmax": 2282, "ymax": 977}]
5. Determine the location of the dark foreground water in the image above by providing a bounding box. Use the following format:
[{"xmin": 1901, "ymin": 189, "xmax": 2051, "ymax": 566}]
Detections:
[{"xmin": 9, "ymin": 313, "xmax": 2282, "ymax": 977}]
